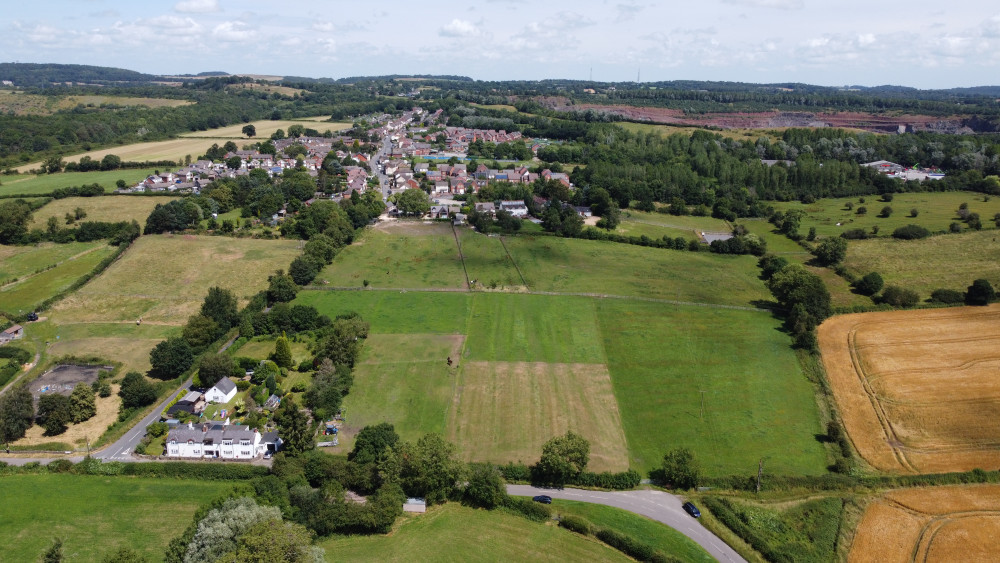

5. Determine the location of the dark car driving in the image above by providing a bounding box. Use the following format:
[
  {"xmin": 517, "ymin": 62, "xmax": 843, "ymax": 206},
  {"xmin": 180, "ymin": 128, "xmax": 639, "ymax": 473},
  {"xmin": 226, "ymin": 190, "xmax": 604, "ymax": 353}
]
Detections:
[
  {"xmin": 532, "ymin": 495, "xmax": 553, "ymax": 504},
  {"xmin": 682, "ymin": 501, "xmax": 701, "ymax": 518}
]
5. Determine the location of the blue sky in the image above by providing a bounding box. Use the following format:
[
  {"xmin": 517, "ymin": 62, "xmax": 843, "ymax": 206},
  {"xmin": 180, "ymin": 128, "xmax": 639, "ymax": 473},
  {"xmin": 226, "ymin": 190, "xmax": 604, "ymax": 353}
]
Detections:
[{"xmin": 3, "ymin": 0, "xmax": 999, "ymax": 88}]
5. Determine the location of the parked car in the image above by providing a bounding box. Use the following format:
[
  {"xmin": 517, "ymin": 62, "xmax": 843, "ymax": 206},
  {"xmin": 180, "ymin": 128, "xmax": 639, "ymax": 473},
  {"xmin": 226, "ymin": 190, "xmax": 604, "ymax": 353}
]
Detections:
[
  {"xmin": 26, "ymin": 312, "xmax": 38, "ymax": 322},
  {"xmin": 682, "ymin": 501, "xmax": 701, "ymax": 518},
  {"xmin": 263, "ymin": 451, "xmax": 273, "ymax": 460},
  {"xmin": 532, "ymin": 495, "xmax": 552, "ymax": 504}
]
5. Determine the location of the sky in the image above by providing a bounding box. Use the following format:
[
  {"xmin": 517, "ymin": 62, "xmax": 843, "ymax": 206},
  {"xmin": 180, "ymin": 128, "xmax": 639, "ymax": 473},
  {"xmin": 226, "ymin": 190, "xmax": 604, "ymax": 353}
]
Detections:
[{"xmin": 3, "ymin": 0, "xmax": 1000, "ymax": 89}]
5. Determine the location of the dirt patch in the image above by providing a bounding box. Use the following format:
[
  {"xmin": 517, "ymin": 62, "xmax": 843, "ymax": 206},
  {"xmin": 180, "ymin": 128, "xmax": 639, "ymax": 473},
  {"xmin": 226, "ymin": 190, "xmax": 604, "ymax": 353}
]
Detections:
[
  {"xmin": 819, "ymin": 305, "xmax": 1000, "ymax": 473},
  {"xmin": 15, "ymin": 383, "xmax": 121, "ymax": 448},
  {"xmin": 29, "ymin": 364, "xmax": 110, "ymax": 400},
  {"xmin": 849, "ymin": 485, "xmax": 1000, "ymax": 563},
  {"xmin": 447, "ymin": 361, "xmax": 629, "ymax": 472}
]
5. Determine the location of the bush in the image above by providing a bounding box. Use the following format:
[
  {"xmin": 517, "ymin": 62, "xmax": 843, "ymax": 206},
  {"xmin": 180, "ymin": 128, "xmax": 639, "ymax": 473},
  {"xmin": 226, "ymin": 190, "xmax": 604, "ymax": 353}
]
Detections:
[
  {"xmin": 881, "ymin": 285, "xmax": 920, "ymax": 308},
  {"xmin": 966, "ymin": 279, "xmax": 997, "ymax": 305},
  {"xmin": 853, "ymin": 272, "xmax": 884, "ymax": 296},
  {"xmin": 930, "ymin": 289, "xmax": 965, "ymax": 304},
  {"xmin": 891, "ymin": 224, "xmax": 931, "ymax": 240},
  {"xmin": 558, "ymin": 514, "xmax": 593, "ymax": 535},
  {"xmin": 502, "ymin": 496, "xmax": 552, "ymax": 522},
  {"xmin": 840, "ymin": 228, "xmax": 869, "ymax": 240},
  {"xmin": 595, "ymin": 528, "xmax": 656, "ymax": 562}
]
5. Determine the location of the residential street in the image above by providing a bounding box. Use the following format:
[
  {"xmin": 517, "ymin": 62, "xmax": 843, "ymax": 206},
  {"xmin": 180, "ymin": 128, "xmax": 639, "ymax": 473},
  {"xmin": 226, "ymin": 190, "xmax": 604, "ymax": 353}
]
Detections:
[
  {"xmin": 94, "ymin": 377, "xmax": 192, "ymax": 461},
  {"xmin": 506, "ymin": 484, "xmax": 746, "ymax": 563}
]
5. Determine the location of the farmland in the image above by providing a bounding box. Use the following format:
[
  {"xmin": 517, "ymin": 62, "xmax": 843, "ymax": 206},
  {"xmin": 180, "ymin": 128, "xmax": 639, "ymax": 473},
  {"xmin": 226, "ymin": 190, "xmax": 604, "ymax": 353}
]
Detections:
[
  {"xmin": 843, "ymin": 229, "xmax": 1000, "ymax": 299},
  {"xmin": 0, "ymin": 168, "xmax": 160, "ymax": 196},
  {"xmin": 616, "ymin": 210, "xmax": 732, "ymax": 242},
  {"xmin": 771, "ymin": 191, "xmax": 1000, "ymax": 238},
  {"xmin": 0, "ymin": 474, "xmax": 230, "ymax": 563},
  {"xmin": 819, "ymin": 305, "xmax": 1000, "ymax": 473},
  {"xmin": 0, "ymin": 241, "xmax": 107, "ymax": 286},
  {"xmin": 178, "ymin": 119, "xmax": 350, "ymax": 139},
  {"xmin": 0, "ymin": 91, "xmax": 191, "ymax": 116},
  {"xmin": 318, "ymin": 503, "xmax": 629, "ymax": 563},
  {"xmin": 50, "ymin": 235, "xmax": 302, "ymax": 325},
  {"xmin": 28, "ymin": 195, "xmax": 178, "ymax": 230},
  {"xmin": 849, "ymin": 485, "xmax": 1000, "ymax": 563},
  {"xmin": 0, "ymin": 243, "xmax": 115, "ymax": 314}
]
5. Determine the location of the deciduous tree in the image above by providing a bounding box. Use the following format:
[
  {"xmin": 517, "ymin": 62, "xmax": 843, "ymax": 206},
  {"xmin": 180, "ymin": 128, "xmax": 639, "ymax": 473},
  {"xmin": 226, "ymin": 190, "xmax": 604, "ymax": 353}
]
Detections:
[
  {"xmin": 661, "ymin": 447, "xmax": 700, "ymax": 489},
  {"xmin": 0, "ymin": 384, "xmax": 35, "ymax": 445},
  {"xmin": 69, "ymin": 383, "xmax": 96, "ymax": 423}
]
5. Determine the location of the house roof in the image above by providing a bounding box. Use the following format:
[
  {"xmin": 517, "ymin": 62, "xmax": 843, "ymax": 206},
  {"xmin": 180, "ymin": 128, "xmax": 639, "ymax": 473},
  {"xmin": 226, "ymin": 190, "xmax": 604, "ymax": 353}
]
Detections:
[
  {"xmin": 211, "ymin": 377, "xmax": 236, "ymax": 395},
  {"xmin": 2, "ymin": 325, "xmax": 23, "ymax": 335},
  {"xmin": 167, "ymin": 423, "xmax": 268, "ymax": 444}
]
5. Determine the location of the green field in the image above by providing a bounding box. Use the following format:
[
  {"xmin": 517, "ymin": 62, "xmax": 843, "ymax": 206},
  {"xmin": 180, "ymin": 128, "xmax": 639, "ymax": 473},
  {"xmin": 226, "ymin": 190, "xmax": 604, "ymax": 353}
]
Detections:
[
  {"xmin": 843, "ymin": 229, "xmax": 1000, "ymax": 298},
  {"xmin": 316, "ymin": 223, "xmax": 466, "ymax": 289},
  {"xmin": 0, "ymin": 474, "xmax": 230, "ymax": 562},
  {"xmin": 457, "ymin": 230, "xmax": 523, "ymax": 289},
  {"xmin": 596, "ymin": 299, "xmax": 828, "ymax": 476},
  {"xmin": 0, "ymin": 241, "xmax": 108, "ymax": 286},
  {"xmin": 0, "ymin": 243, "xmax": 115, "ymax": 313},
  {"xmin": 234, "ymin": 337, "xmax": 313, "ymax": 366},
  {"xmin": 318, "ymin": 503, "xmax": 628, "ymax": 562},
  {"xmin": 0, "ymin": 169, "xmax": 159, "ymax": 196},
  {"xmin": 771, "ymin": 191, "xmax": 1000, "ymax": 238},
  {"xmin": 28, "ymin": 195, "xmax": 177, "ymax": 230},
  {"xmin": 296, "ymin": 290, "xmax": 471, "ymax": 334},
  {"xmin": 44, "ymin": 322, "xmax": 177, "ymax": 373},
  {"xmin": 51, "ymin": 234, "xmax": 302, "ymax": 325},
  {"xmin": 617, "ymin": 210, "xmax": 731, "ymax": 241},
  {"xmin": 552, "ymin": 500, "xmax": 715, "ymax": 563},
  {"xmin": 505, "ymin": 236, "xmax": 770, "ymax": 307}
]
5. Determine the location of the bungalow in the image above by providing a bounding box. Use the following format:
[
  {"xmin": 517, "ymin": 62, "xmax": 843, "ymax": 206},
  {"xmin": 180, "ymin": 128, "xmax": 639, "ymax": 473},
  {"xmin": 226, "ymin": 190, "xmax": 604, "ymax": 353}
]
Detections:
[
  {"xmin": 205, "ymin": 377, "xmax": 238, "ymax": 404},
  {"xmin": 499, "ymin": 200, "xmax": 529, "ymax": 218},
  {"xmin": 165, "ymin": 421, "xmax": 280, "ymax": 459},
  {"xmin": 0, "ymin": 324, "xmax": 24, "ymax": 344}
]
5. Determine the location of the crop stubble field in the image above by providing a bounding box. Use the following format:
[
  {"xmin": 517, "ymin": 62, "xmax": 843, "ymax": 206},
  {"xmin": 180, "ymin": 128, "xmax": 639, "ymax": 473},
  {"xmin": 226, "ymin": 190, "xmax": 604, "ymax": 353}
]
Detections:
[
  {"xmin": 849, "ymin": 485, "xmax": 1000, "ymax": 563},
  {"xmin": 28, "ymin": 195, "xmax": 179, "ymax": 230},
  {"xmin": 819, "ymin": 305, "xmax": 1000, "ymax": 473}
]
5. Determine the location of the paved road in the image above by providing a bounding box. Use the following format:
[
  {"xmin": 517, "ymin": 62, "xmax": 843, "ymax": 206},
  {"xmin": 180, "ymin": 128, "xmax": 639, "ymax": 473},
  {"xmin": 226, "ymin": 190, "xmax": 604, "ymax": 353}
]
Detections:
[
  {"xmin": 507, "ymin": 485, "xmax": 746, "ymax": 563},
  {"xmin": 95, "ymin": 377, "xmax": 192, "ymax": 461}
]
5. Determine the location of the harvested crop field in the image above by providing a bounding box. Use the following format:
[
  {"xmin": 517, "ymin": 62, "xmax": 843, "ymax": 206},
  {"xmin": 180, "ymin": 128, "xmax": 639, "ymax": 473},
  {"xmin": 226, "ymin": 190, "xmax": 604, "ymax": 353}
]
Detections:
[
  {"xmin": 819, "ymin": 305, "xmax": 1000, "ymax": 473},
  {"xmin": 447, "ymin": 361, "xmax": 629, "ymax": 472},
  {"xmin": 28, "ymin": 196, "xmax": 178, "ymax": 230},
  {"xmin": 849, "ymin": 485, "xmax": 1000, "ymax": 563}
]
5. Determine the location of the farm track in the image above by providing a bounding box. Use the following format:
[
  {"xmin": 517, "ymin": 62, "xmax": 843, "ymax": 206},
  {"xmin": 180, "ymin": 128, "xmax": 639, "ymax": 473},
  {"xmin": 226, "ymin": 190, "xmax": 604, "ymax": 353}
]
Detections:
[{"xmin": 302, "ymin": 285, "xmax": 770, "ymax": 312}]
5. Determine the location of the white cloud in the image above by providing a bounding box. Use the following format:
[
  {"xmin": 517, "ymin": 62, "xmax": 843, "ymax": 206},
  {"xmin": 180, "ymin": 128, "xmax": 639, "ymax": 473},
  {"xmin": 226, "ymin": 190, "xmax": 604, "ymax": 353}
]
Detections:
[
  {"xmin": 312, "ymin": 22, "xmax": 335, "ymax": 33},
  {"xmin": 213, "ymin": 21, "xmax": 256, "ymax": 43},
  {"xmin": 721, "ymin": 0, "xmax": 804, "ymax": 10},
  {"xmin": 175, "ymin": 0, "xmax": 220, "ymax": 14},
  {"xmin": 440, "ymin": 19, "xmax": 478, "ymax": 37}
]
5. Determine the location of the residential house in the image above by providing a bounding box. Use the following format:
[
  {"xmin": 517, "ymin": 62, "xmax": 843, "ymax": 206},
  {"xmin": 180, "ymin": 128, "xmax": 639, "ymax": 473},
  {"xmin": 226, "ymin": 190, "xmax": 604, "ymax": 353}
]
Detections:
[
  {"xmin": 165, "ymin": 421, "xmax": 280, "ymax": 459},
  {"xmin": 205, "ymin": 377, "xmax": 238, "ymax": 404},
  {"xmin": 499, "ymin": 200, "xmax": 529, "ymax": 218},
  {"xmin": 474, "ymin": 202, "xmax": 496, "ymax": 216},
  {"xmin": 167, "ymin": 390, "xmax": 206, "ymax": 417}
]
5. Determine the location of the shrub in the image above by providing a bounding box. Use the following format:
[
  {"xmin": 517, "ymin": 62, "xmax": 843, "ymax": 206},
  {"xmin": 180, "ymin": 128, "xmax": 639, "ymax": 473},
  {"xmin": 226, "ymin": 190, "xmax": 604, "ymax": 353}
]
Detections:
[
  {"xmin": 930, "ymin": 289, "xmax": 965, "ymax": 304},
  {"xmin": 595, "ymin": 528, "xmax": 656, "ymax": 562},
  {"xmin": 878, "ymin": 206, "xmax": 893, "ymax": 218},
  {"xmin": 966, "ymin": 279, "xmax": 997, "ymax": 306},
  {"xmin": 502, "ymin": 496, "xmax": 552, "ymax": 522},
  {"xmin": 840, "ymin": 228, "xmax": 869, "ymax": 240},
  {"xmin": 853, "ymin": 272, "xmax": 884, "ymax": 296},
  {"xmin": 558, "ymin": 514, "xmax": 593, "ymax": 535},
  {"xmin": 892, "ymin": 224, "xmax": 931, "ymax": 240},
  {"xmin": 881, "ymin": 285, "xmax": 920, "ymax": 308}
]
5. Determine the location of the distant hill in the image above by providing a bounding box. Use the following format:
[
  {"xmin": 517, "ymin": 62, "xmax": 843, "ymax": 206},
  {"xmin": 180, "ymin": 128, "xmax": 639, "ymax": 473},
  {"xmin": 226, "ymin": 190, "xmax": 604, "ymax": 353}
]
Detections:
[
  {"xmin": 283, "ymin": 74, "xmax": 474, "ymax": 84},
  {"xmin": 0, "ymin": 63, "xmax": 162, "ymax": 87}
]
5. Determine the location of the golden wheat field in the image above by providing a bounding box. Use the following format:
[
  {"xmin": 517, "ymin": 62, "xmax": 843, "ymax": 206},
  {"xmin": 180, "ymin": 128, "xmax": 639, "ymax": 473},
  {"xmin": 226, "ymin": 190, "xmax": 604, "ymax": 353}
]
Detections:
[{"xmin": 819, "ymin": 305, "xmax": 1000, "ymax": 473}]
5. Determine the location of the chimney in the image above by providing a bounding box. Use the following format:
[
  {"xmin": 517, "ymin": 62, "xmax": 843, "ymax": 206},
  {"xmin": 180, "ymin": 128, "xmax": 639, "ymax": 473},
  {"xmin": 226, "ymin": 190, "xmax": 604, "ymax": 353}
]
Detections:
[{"xmin": 202, "ymin": 423, "xmax": 209, "ymax": 433}]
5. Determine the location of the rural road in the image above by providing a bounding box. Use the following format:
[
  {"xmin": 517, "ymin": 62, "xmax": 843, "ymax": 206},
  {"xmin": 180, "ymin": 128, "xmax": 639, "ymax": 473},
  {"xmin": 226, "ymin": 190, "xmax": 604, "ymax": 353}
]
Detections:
[
  {"xmin": 507, "ymin": 485, "xmax": 746, "ymax": 563},
  {"xmin": 95, "ymin": 377, "xmax": 192, "ymax": 461}
]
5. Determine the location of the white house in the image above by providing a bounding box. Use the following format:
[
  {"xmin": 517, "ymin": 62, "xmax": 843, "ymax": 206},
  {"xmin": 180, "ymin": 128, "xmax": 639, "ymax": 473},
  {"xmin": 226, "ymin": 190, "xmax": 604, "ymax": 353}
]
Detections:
[
  {"xmin": 205, "ymin": 377, "xmax": 237, "ymax": 404},
  {"xmin": 499, "ymin": 200, "xmax": 529, "ymax": 218},
  {"xmin": 165, "ymin": 421, "xmax": 280, "ymax": 459}
]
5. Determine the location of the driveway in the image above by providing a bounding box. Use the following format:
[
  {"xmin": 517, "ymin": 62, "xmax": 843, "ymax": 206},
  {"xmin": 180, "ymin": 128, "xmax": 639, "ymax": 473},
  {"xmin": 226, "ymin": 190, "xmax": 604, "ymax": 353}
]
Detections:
[{"xmin": 507, "ymin": 485, "xmax": 746, "ymax": 563}]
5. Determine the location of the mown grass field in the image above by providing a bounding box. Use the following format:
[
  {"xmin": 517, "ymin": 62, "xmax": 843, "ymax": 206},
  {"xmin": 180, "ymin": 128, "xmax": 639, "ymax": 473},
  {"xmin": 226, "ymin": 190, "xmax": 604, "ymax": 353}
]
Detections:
[
  {"xmin": 552, "ymin": 500, "xmax": 715, "ymax": 563},
  {"xmin": 0, "ymin": 168, "xmax": 160, "ymax": 196},
  {"xmin": 596, "ymin": 299, "xmax": 828, "ymax": 476},
  {"xmin": 771, "ymin": 191, "xmax": 1000, "ymax": 238},
  {"xmin": 843, "ymin": 230, "xmax": 1000, "ymax": 298},
  {"xmin": 0, "ymin": 241, "xmax": 107, "ymax": 285},
  {"xmin": 318, "ymin": 503, "xmax": 629, "ymax": 563},
  {"xmin": 178, "ymin": 119, "xmax": 350, "ymax": 139},
  {"xmin": 458, "ymin": 230, "xmax": 523, "ymax": 289},
  {"xmin": 0, "ymin": 474, "xmax": 230, "ymax": 563},
  {"xmin": 617, "ymin": 210, "xmax": 731, "ymax": 241},
  {"xmin": 51, "ymin": 235, "xmax": 302, "ymax": 325},
  {"xmin": 296, "ymin": 290, "xmax": 471, "ymax": 334},
  {"xmin": 234, "ymin": 337, "xmax": 313, "ymax": 366},
  {"xmin": 316, "ymin": 223, "xmax": 466, "ymax": 289},
  {"xmin": 28, "ymin": 196, "xmax": 178, "ymax": 230},
  {"xmin": 0, "ymin": 243, "xmax": 115, "ymax": 314}
]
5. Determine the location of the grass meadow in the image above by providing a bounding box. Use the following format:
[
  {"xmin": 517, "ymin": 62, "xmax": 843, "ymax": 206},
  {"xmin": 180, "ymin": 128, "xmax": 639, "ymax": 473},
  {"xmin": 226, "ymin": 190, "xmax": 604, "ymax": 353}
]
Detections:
[
  {"xmin": 596, "ymin": 299, "xmax": 828, "ymax": 476},
  {"xmin": 0, "ymin": 474, "xmax": 230, "ymax": 562},
  {"xmin": 28, "ymin": 196, "xmax": 178, "ymax": 230},
  {"xmin": 296, "ymin": 290, "xmax": 471, "ymax": 334},
  {"xmin": 843, "ymin": 229, "xmax": 1000, "ymax": 299},
  {"xmin": 51, "ymin": 235, "xmax": 302, "ymax": 325},
  {"xmin": 771, "ymin": 191, "xmax": 1000, "ymax": 238},
  {"xmin": 0, "ymin": 241, "xmax": 107, "ymax": 285},
  {"xmin": 318, "ymin": 503, "xmax": 629, "ymax": 563},
  {"xmin": 0, "ymin": 243, "xmax": 115, "ymax": 314},
  {"xmin": 457, "ymin": 230, "xmax": 523, "ymax": 289},
  {"xmin": 46, "ymin": 322, "xmax": 177, "ymax": 373},
  {"xmin": 551, "ymin": 500, "xmax": 715, "ymax": 563},
  {"xmin": 0, "ymin": 168, "xmax": 160, "ymax": 196},
  {"xmin": 617, "ymin": 210, "xmax": 731, "ymax": 241}
]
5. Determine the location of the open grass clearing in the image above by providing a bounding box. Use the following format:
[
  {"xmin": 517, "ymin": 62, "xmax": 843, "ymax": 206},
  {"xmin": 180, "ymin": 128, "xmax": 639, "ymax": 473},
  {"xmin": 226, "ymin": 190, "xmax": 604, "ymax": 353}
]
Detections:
[
  {"xmin": 448, "ymin": 361, "xmax": 629, "ymax": 472},
  {"xmin": 295, "ymin": 290, "xmax": 471, "ymax": 334},
  {"xmin": 316, "ymin": 222, "xmax": 466, "ymax": 290},
  {"xmin": 318, "ymin": 502, "xmax": 628, "ymax": 562},
  {"xmin": 619, "ymin": 209, "xmax": 731, "ymax": 234},
  {"xmin": 850, "ymin": 485, "xmax": 1000, "ymax": 563},
  {"xmin": 771, "ymin": 191, "xmax": 1000, "ymax": 239},
  {"xmin": 179, "ymin": 119, "xmax": 351, "ymax": 138},
  {"xmin": 843, "ymin": 229, "xmax": 1000, "ymax": 299},
  {"xmin": 0, "ymin": 168, "xmax": 160, "ymax": 196},
  {"xmin": 0, "ymin": 243, "xmax": 115, "ymax": 314},
  {"xmin": 458, "ymin": 230, "xmax": 524, "ymax": 290},
  {"xmin": 597, "ymin": 300, "xmax": 828, "ymax": 476},
  {"xmin": 819, "ymin": 305, "xmax": 1000, "ymax": 473},
  {"xmin": 552, "ymin": 500, "xmax": 715, "ymax": 563},
  {"xmin": 51, "ymin": 235, "xmax": 302, "ymax": 325},
  {"xmin": 341, "ymin": 334, "xmax": 462, "ymax": 445},
  {"xmin": 28, "ymin": 195, "xmax": 178, "ymax": 230},
  {"xmin": 47, "ymin": 334, "xmax": 173, "ymax": 375},
  {"xmin": 0, "ymin": 474, "xmax": 230, "ymax": 563},
  {"xmin": 505, "ymin": 236, "xmax": 771, "ymax": 307},
  {"xmin": 739, "ymin": 219, "xmax": 811, "ymax": 255},
  {"xmin": 0, "ymin": 92, "xmax": 191, "ymax": 116},
  {"xmin": 0, "ymin": 241, "xmax": 108, "ymax": 286},
  {"xmin": 234, "ymin": 337, "xmax": 312, "ymax": 366}
]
